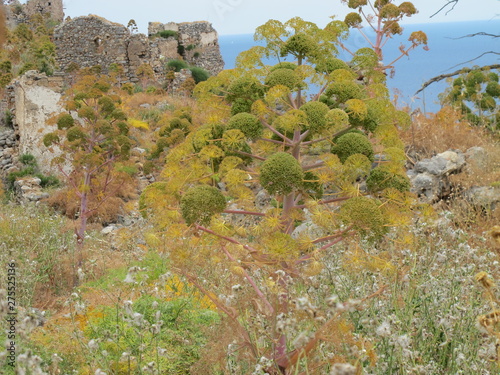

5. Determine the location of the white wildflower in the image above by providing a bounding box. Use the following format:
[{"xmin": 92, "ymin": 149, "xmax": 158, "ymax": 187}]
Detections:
[
  {"xmin": 376, "ymin": 321, "xmax": 392, "ymax": 338},
  {"xmin": 330, "ymin": 363, "xmax": 357, "ymax": 375},
  {"xmin": 396, "ymin": 334, "xmax": 411, "ymax": 349},
  {"xmin": 88, "ymin": 339, "xmax": 99, "ymax": 351}
]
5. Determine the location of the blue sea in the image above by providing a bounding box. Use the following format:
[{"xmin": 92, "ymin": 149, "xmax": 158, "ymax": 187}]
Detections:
[{"xmin": 219, "ymin": 21, "xmax": 500, "ymax": 113}]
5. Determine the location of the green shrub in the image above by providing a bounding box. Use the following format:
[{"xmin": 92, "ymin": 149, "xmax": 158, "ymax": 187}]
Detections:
[
  {"xmin": 7, "ymin": 153, "xmax": 61, "ymax": 191},
  {"xmin": 19, "ymin": 154, "xmax": 37, "ymax": 166},
  {"xmin": 316, "ymin": 58, "xmax": 350, "ymax": 74},
  {"xmin": 158, "ymin": 30, "xmax": 178, "ymax": 39},
  {"xmin": 7, "ymin": 167, "xmax": 35, "ymax": 189},
  {"xmin": 35, "ymin": 173, "xmax": 60, "ymax": 188},
  {"xmin": 177, "ymin": 44, "xmax": 185, "ymax": 56},
  {"xmin": 166, "ymin": 59, "xmax": 188, "ymax": 72},
  {"xmin": 189, "ymin": 66, "xmax": 210, "ymax": 84},
  {"xmin": 3, "ymin": 110, "xmax": 13, "ymax": 127},
  {"xmin": 325, "ymin": 81, "xmax": 364, "ymax": 103},
  {"xmin": 269, "ymin": 62, "xmax": 297, "ymax": 72}
]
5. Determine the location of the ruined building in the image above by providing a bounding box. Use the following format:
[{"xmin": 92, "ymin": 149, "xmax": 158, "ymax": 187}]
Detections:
[
  {"xmin": 1, "ymin": 5, "xmax": 225, "ymax": 177},
  {"xmin": 53, "ymin": 16, "xmax": 225, "ymax": 83},
  {"xmin": 4, "ymin": 0, "xmax": 64, "ymax": 28}
]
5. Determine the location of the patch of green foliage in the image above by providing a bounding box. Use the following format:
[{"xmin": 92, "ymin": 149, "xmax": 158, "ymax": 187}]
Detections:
[
  {"xmin": 6, "ymin": 154, "xmax": 59, "ymax": 190},
  {"xmin": 366, "ymin": 166, "xmax": 410, "ymax": 193},
  {"xmin": 157, "ymin": 30, "xmax": 178, "ymax": 39},
  {"xmin": 260, "ymin": 152, "xmax": 304, "ymax": 195},
  {"xmin": 189, "ymin": 66, "xmax": 210, "ymax": 84},
  {"xmin": 180, "ymin": 185, "xmax": 227, "ymax": 225},
  {"xmin": 331, "ymin": 132, "xmax": 374, "ymax": 163},
  {"xmin": 166, "ymin": 59, "xmax": 188, "ymax": 72}
]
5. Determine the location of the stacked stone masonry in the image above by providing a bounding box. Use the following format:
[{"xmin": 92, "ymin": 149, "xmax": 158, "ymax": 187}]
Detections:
[
  {"xmin": 53, "ymin": 16, "xmax": 224, "ymax": 83},
  {"xmin": 0, "ymin": 129, "xmax": 19, "ymax": 175},
  {"xmin": 5, "ymin": 0, "xmax": 64, "ymax": 29}
]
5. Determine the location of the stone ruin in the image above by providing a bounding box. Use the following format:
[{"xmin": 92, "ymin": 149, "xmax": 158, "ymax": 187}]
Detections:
[
  {"xmin": 0, "ymin": 9, "xmax": 225, "ymax": 180},
  {"xmin": 4, "ymin": 0, "xmax": 64, "ymax": 29},
  {"xmin": 53, "ymin": 16, "xmax": 225, "ymax": 83}
]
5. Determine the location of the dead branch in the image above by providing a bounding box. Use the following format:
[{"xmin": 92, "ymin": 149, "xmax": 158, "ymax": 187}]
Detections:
[
  {"xmin": 430, "ymin": 0, "xmax": 459, "ymax": 18},
  {"xmin": 415, "ymin": 64, "xmax": 500, "ymax": 95},
  {"xmin": 447, "ymin": 52, "xmax": 500, "ymax": 70},
  {"xmin": 449, "ymin": 32, "xmax": 500, "ymax": 39}
]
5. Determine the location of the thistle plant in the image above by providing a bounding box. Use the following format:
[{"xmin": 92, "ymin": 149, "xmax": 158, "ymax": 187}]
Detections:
[{"xmin": 140, "ymin": 16, "xmax": 413, "ymax": 374}]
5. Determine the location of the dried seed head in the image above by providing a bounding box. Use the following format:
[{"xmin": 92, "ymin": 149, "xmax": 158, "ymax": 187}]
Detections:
[
  {"xmin": 475, "ymin": 271, "xmax": 495, "ymax": 289},
  {"xmin": 490, "ymin": 226, "xmax": 500, "ymax": 245},
  {"xmin": 478, "ymin": 310, "xmax": 500, "ymax": 331}
]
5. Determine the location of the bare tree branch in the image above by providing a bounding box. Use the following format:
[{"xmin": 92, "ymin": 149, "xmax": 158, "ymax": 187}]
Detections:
[
  {"xmin": 415, "ymin": 64, "xmax": 500, "ymax": 95},
  {"xmin": 447, "ymin": 51, "xmax": 500, "ymax": 70},
  {"xmin": 448, "ymin": 32, "xmax": 500, "ymax": 39},
  {"xmin": 431, "ymin": 0, "xmax": 459, "ymax": 18}
]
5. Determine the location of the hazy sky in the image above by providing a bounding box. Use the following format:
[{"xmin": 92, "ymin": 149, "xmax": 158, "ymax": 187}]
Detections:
[{"xmin": 56, "ymin": 0, "xmax": 499, "ymax": 35}]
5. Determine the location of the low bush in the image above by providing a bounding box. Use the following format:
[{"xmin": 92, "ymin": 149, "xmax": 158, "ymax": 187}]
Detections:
[
  {"xmin": 189, "ymin": 66, "xmax": 210, "ymax": 84},
  {"xmin": 166, "ymin": 59, "xmax": 188, "ymax": 72}
]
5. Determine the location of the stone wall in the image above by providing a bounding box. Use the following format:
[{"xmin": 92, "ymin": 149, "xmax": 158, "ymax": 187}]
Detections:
[
  {"xmin": 13, "ymin": 71, "xmax": 65, "ymax": 175},
  {"xmin": 149, "ymin": 21, "xmax": 224, "ymax": 75},
  {"xmin": 54, "ymin": 16, "xmax": 135, "ymax": 78},
  {"xmin": 54, "ymin": 16, "xmax": 224, "ymax": 84},
  {"xmin": 0, "ymin": 84, "xmax": 20, "ymax": 178},
  {"xmin": 5, "ymin": 0, "xmax": 64, "ymax": 29},
  {"xmin": 0, "ymin": 128, "xmax": 19, "ymax": 176},
  {"xmin": 24, "ymin": 0, "xmax": 64, "ymax": 23}
]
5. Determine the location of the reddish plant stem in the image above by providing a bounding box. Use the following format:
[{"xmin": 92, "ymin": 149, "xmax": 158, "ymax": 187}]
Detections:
[
  {"xmin": 259, "ymin": 137, "xmax": 294, "ymax": 147},
  {"xmin": 261, "ymin": 119, "xmax": 293, "ymax": 144},
  {"xmin": 318, "ymin": 236, "xmax": 345, "ymax": 251},
  {"xmin": 181, "ymin": 270, "xmax": 258, "ymax": 358},
  {"xmin": 232, "ymin": 150, "xmax": 266, "ymax": 161},
  {"xmin": 194, "ymin": 224, "xmax": 271, "ymax": 263},
  {"xmin": 311, "ymin": 226, "xmax": 353, "ymax": 244},
  {"xmin": 296, "ymin": 237, "xmax": 345, "ymax": 265},
  {"xmin": 223, "ymin": 209, "xmax": 266, "ymax": 216},
  {"xmin": 301, "ymin": 160, "xmax": 325, "ymax": 171},
  {"xmin": 221, "ymin": 245, "xmax": 274, "ymax": 315},
  {"xmin": 294, "ymin": 196, "xmax": 349, "ymax": 209}
]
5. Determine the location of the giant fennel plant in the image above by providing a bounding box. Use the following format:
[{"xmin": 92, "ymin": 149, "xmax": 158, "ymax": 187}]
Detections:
[{"xmin": 140, "ymin": 16, "xmax": 414, "ymax": 374}]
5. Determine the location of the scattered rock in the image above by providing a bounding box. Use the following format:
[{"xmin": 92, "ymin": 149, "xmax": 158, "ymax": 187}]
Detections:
[
  {"xmin": 101, "ymin": 225, "xmax": 117, "ymax": 235},
  {"xmin": 291, "ymin": 221, "xmax": 325, "ymax": 240},
  {"xmin": 409, "ymin": 150, "xmax": 465, "ymax": 203},
  {"xmin": 414, "ymin": 150, "xmax": 465, "ymax": 176},
  {"xmin": 13, "ymin": 177, "xmax": 49, "ymax": 202},
  {"xmin": 464, "ymin": 186, "xmax": 500, "ymax": 210},
  {"xmin": 255, "ymin": 189, "xmax": 271, "ymax": 211},
  {"xmin": 465, "ymin": 146, "xmax": 488, "ymax": 170}
]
